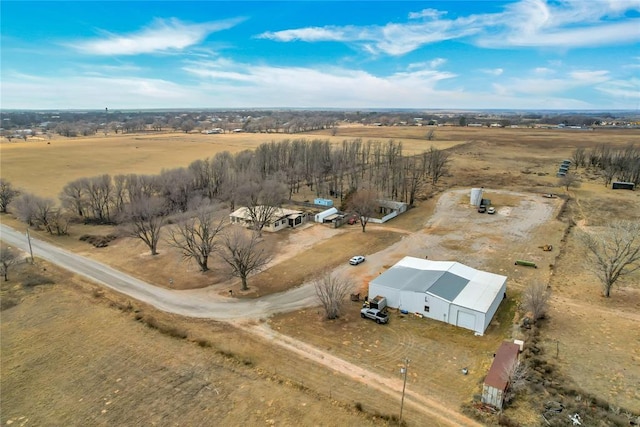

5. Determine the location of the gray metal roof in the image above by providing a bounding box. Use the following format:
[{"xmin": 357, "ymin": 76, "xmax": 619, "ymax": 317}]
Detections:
[
  {"xmin": 371, "ymin": 267, "xmax": 445, "ymax": 292},
  {"xmin": 427, "ymin": 272, "xmax": 469, "ymax": 301}
]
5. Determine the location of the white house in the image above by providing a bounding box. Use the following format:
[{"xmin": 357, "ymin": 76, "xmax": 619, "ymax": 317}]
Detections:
[
  {"xmin": 368, "ymin": 256, "xmax": 507, "ymax": 335},
  {"xmin": 229, "ymin": 206, "xmax": 306, "ymax": 232}
]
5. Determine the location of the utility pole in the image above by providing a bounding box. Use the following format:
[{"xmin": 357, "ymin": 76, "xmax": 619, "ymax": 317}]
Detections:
[
  {"xmin": 26, "ymin": 228, "xmax": 34, "ymax": 263},
  {"xmin": 400, "ymin": 357, "xmax": 410, "ymax": 423}
]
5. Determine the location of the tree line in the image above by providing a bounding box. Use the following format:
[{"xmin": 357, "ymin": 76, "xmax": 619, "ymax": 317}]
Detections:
[
  {"xmin": 0, "ymin": 138, "xmax": 449, "ymax": 288},
  {"xmin": 571, "ymin": 143, "xmax": 640, "ymax": 186}
]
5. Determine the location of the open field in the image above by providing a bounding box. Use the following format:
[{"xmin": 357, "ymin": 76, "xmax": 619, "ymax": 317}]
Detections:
[
  {"xmin": 2, "ymin": 125, "xmax": 640, "ymax": 425},
  {"xmin": 0, "ymin": 261, "xmax": 391, "ymax": 427}
]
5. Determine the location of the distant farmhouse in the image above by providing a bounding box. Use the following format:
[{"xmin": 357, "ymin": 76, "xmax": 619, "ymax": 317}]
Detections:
[{"xmin": 229, "ymin": 206, "xmax": 307, "ymax": 232}]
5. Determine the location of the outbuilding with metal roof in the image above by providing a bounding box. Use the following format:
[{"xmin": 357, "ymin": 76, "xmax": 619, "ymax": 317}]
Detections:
[{"xmin": 368, "ymin": 256, "xmax": 507, "ymax": 335}]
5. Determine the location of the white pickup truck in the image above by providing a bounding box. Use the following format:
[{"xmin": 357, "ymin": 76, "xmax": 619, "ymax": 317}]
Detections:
[{"xmin": 360, "ymin": 308, "xmax": 389, "ymax": 324}]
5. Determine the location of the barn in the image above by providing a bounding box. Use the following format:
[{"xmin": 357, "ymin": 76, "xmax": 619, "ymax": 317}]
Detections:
[
  {"xmin": 482, "ymin": 341, "xmax": 521, "ymax": 409},
  {"xmin": 368, "ymin": 257, "xmax": 507, "ymax": 335}
]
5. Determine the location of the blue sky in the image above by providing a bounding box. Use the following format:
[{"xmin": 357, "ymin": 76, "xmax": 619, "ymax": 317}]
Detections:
[{"xmin": 1, "ymin": 1, "xmax": 639, "ymax": 110}]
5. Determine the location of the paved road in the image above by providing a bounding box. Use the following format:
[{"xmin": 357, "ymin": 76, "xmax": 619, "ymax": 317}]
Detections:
[{"xmin": 0, "ymin": 224, "xmax": 318, "ymax": 320}]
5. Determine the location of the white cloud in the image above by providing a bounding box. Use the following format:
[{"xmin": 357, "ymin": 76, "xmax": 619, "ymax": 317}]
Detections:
[
  {"xmin": 481, "ymin": 68, "xmax": 503, "ymax": 76},
  {"xmin": 534, "ymin": 67, "xmax": 555, "ymax": 75},
  {"xmin": 0, "ymin": 73, "xmax": 199, "ymax": 109},
  {"xmin": 2, "ymin": 60, "xmax": 634, "ymax": 110},
  {"xmin": 408, "ymin": 9, "xmax": 447, "ymax": 20},
  {"xmin": 69, "ymin": 17, "xmax": 244, "ymax": 56},
  {"xmin": 258, "ymin": 0, "xmax": 640, "ymax": 55},
  {"xmin": 477, "ymin": 0, "xmax": 640, "ymax": 48},
  {"xmin": 429, "ymin": 58, "xmax": 447, "ymax": 68},
  {"xmin": 494, "ymin": 69, "xmax": 612, "ymax": 97},
  {"xmin": 596, "ymin": 78, "xmax": 640, "ymax": 100},
  {"xmin": 258, "ymin": 17, "xmax": 481, "ymax": 56},
  {"xmin": 258, "ymin": 26, "xmax": 352, "ymax": 42},
  {"xmin": 569, "ymin": 70, "xmax": 609, "ymax": 83},
  {"xmin": 480, "ymin": 19, "xmax": 640, "ymax": 48}
]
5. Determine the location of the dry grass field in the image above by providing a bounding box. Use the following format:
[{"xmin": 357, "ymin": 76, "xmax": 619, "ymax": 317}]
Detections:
[
  {"xmin": 2, "ymin": 125, "xmax": 640, "ymax": 425},
  {"xmin": 0, "ymin": 261, "xmax": 389, "ymax": 427}
]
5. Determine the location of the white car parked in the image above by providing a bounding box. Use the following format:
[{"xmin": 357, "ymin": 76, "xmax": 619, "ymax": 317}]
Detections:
[{"xmin": 349, "ymin": 256, "xmax": 365, "ymax": 265}]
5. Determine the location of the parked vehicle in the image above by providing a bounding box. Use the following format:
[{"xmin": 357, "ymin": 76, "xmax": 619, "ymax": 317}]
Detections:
[
  {"xmin": 368, "ymin": 295, "xmax": 387, "ymax": 310},
  {"xmin": 360, "ymin": 308, "xmax": 389, "ymax": 324},
  {"xmin": 487, "ymin": 207, "xmax": 496, "ymax": 214},
  {"xmin": 349, "ymin": 255, "xmax": 365, "ymax": 265},
  {"xmin": 477, "ymin": 205, "xmax": 486, "ymax": 213}
]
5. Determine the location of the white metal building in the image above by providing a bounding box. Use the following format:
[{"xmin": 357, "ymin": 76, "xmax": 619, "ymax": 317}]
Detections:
[
  {"xmin": 314, "ymin": 207, "xmax": 339, "ymax": 223},
  {"xmin": 368, "ymin": 256, "xmax": 507, "ymax": 335}
]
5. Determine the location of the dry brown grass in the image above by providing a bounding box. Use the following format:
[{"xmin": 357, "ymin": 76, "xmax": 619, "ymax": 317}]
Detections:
[
  {"xmin": 242, "ymin": 228, "xmax": 403, "ymax": 297},
  {"xmin": 0, "ymin": 261, "xmax": 387, "ymax": 427},
  {"xmin": 2, "ymin": 125, "xmax": 640, "ymax": 424}
]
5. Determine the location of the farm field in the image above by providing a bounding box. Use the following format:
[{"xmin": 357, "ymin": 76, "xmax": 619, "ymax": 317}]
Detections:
[{"xmin": 2, "ymin": 125, "xmax": 640, "ymax": 425}]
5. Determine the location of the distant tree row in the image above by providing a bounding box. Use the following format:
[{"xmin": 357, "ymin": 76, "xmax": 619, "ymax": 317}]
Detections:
[
  {"xmin": 6, "ymin": 109, "xmax": 635, "ymax": 138},
  {"xmin": 572, "ymin": 144, "xmax": 640, "ymax": 186}
]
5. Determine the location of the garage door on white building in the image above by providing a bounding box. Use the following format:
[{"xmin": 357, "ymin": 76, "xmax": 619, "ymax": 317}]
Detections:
[{"xmin": 456, "ymin": 311, "xmax": 476, "ymax": 330}]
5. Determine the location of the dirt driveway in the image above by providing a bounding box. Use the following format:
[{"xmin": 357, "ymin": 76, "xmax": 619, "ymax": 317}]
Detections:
[{"xmin": 341, "ymin": 188, "xmax": 561, "ymax": 291}]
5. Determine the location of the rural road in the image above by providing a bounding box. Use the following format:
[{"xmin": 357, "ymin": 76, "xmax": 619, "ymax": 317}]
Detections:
[
  {"xmin": 0, "ymin": 221, "xmax": 482, "ymax": 426},
  {"xmin": 0, "ymin": 224, "xmax": 318, "ymax": 320}
]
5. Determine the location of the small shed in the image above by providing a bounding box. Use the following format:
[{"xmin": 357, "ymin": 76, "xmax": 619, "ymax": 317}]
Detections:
[
  {"xmin": 314, "ymin": 207, "xmax": 338, "ymax": 223},
  {"xmin": 482, "ymin": 341, "xmax": 521, "ymax": 409},
  {"xmin": 314, "ymin": 198, "xmax": 334, "ymax": 207},
  {"xmin": 612, "ymin": 181, "xmax": 635, "ymax": 190}
]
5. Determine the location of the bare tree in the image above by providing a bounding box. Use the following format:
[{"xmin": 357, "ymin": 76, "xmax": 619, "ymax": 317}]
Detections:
[
  {"xmin": 0, "ymin": 247, "xmax": 18, "ymax": 281},
  {"xmin": 601, "ymin": 164, "xmax": 617, "ymax": 187},
  {"xmin": 558, "ymin": 173, "xmax": 581, "ymax": 192},
  {"xmin": 428, "ymin": 146, "xmax": 450, "ymax": 185},
  {"xmin": 119, "ymin": 196, "xmax": 167, "ymax": 256},
  {"xmin": 347, "ymin": 188, "xmax": 378, "ymax": 232},
  {"xmin": 314, "ymin": 271, "xmax": 354, "ymax": 320},
  {"xmin": 501, "ymin": 358, "xmax": 529, "ymax": 407},
  {"xmin": 48, "ymin": 210, "xmax": 70, "ymax": 236},
  {"xmin": 237, "ymin": 177, "xmax": 287, "ymax": 235},
  {"xmin": 579, "ymin": 221, "xmax": 640, "ymax": 297},
  {"xmin": 218, "ymin": 228, "xmax": 271, "ymax": 291},
  {"xmin": 0, "ymin": 179, "xmax": 19, "ymax": 213},
  {"xmin": 11, "ymin": 193, "xmax": 40, "ymax": 226},
  {"xmin": 82, "ymin": 175, "xmax": 113, "ymax": 222},
  {"xmin": 157, "ymin": 168, "xmax": 195, "ymax": 213},
  {"xmin": 181, "ymin": 119, "xmax": 196, "ymax": 133},
  {"xmin": 571, "ymin": 147, "xmax": 586, "ymax": 169},
  {"xmin": 31, "ymin": 196, "xmax": 57, "ymax": 234},
  {"xmin": 168, "ymin": 200, "xmax": 225, "ymax": 272},
  {"xmin": 60, "ymin": 178, "xmax": 87, "ymax": 217},
  {"xmin": 522, "ymin": 282, "xmax": 551, "ymax": 322}
]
